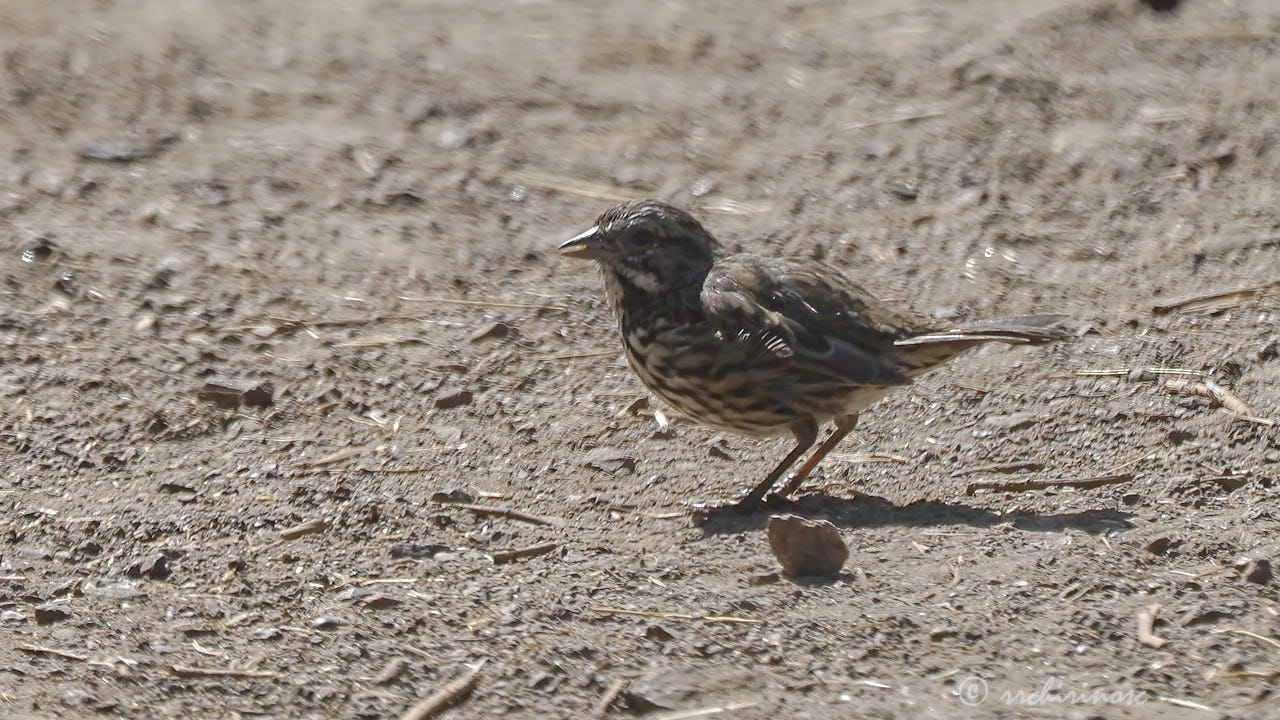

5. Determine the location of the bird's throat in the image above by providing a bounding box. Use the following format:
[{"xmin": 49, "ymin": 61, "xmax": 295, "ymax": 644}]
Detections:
[{"xmin": 602, "ymin": 267, "xmax": 704, "ymax": 334}]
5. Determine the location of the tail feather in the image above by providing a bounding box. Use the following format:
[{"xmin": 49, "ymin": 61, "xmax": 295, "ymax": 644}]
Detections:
[{"xmin": 895, "ymin": 314, "xmax": 1070, "ymax": 347}]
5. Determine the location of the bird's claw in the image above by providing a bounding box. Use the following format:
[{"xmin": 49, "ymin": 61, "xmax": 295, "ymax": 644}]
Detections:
[{"xmin": 689, "ymin": 492, "xmax": 794, "ymax": 524}]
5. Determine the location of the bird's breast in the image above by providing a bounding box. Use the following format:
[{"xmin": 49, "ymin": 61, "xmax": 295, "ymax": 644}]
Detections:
[{"xmin": 619, "ymin": 320, "xmax": 794, "ymax": 436}]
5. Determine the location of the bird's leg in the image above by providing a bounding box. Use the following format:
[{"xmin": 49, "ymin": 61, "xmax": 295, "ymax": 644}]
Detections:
[
  {"xmin": 769, "ymin": 414, "xmax": 858, "ymax": 501},
  {"xmin": 737, "ymin": 423, "xmax": 818, "ymax": 508},
  {"xmin": 690, "ymin": 419, "xmax": 817, "ymax": 519}
]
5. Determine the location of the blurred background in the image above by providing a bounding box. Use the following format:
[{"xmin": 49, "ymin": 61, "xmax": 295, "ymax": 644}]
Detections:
[
  {"xmin": 3, "ymin": 0, "xmax": 1280, "ymax": 718},
  {"xmin": 5, "ymin": 0, "xmax": 1276, "ymax": 312}
]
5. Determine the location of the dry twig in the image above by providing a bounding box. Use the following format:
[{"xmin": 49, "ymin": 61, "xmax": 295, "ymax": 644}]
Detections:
[
  {"xmin": 19, "ymin": 645, "xmax": 131, "ymax": 670},
  {"xmin": 1211, "ymin": 628, "xmax": 1280, "ymax": 650},
  {"xmin": 1212, "ymin": 668, "xmax": 1280, "ymax": 679},
  {"xmin": 432, "ymin": 501, "xmax": 565, "ymax": 528},
  {"xmin": 1221, "ymin": 409, "xmax": 1278, "ymax": 427},
  {"xmin": 269, "ymin": 312, "xmax": 434, "ymax": 328},
  {"xmin": 397, "ymin": 294, "xmax": 568, "ymax": 312},
  {"xmin": 831, "ymin": 452, "xmax": 908, "ymax": 465},
  {"xmin": 398, "ymin": 660, "xmax": 486, "ymax": 720},
  {"xmin": 373, "ymin": 657, "xmax": 410, "ymax": 685},
  {"xmin": 490, "ymin": 542, "xmax": 558, "ymax": 564},
  {"xmin": 846, "ymin": 105, "xmax": 950, "ymax": 129},
  {"xmin": 652, "ymin": 701, "xmax": 761, "ymax": 720},
  {"xmin": 1072, "ymin": 367, "xmax": 1202, "ymax": 378},
  {"xmin": 592, "ymin": 676, "xmax": 632, "ymax": 718},
  {"xmin": 1151, "ymin": 281, "xmax": 1280, "ymax": 315},
  {"xmin": 302, "ymin": 446, "xmax": 369, "ymax": 469},
  {"xmin": 965, "ymin": 472, "xmax": 1132, "ymax": 496},
  {"xmin": 951, "ymin": 461, "xmax": 1045, "ymax": 478},
  {"xmin": 535, "ymin": 350, "xmax": 618, "ymax": 361},
  {"xmin": 591, "ymin": 607, "xmax": 760, "ymax": 624},
  {"xmin": 334, "ymin": 337, "xmax": 424, "ymax": 349},
  {"xmin": 966, "ymin": 448, "xmax": 1159, "ymax": 496},
  {"xmin": 1137, "ymin": 604, "xmax": 1166, "ymax": 648},
  {"xmin": 1159, "ymin": 696, "xmax": 1216, "ymax": 712},
  {"xmin": 20, "ymin": 645, "xmax": 89, "ymax": 662},
  {"xmin": 168, "ymin": 664, "xmax": 282, "ymax": 679},
  {"xmin": 1164, "ymin": 378, "xmax": 1253, "ymax": 415},
  {"xmin": 279, "ymin": 519, "xmax": 328, "ymax": 540},
  {"xmin": 351, "ymin": 466, "xmax": 435, "ymax": 475},
  {"xmin": 1164, "ymin": 378, "xmax": 1274, "ymax": 425}
]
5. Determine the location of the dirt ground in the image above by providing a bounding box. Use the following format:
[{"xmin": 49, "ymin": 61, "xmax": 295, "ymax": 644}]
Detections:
[{"xmin": 3, "ymin": 0, "xmax": 1280, "ymax": 717}]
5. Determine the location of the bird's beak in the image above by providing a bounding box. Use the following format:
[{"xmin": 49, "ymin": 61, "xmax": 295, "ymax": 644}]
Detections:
[{"xmin": 558, "ymin": 226, "xmax": 606, "ymax": 260}]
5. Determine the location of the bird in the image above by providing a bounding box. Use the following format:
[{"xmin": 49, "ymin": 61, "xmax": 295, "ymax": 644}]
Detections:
[{"xmin": 558, "ymin": 199, "xmax": 1067, "ymax": 516}]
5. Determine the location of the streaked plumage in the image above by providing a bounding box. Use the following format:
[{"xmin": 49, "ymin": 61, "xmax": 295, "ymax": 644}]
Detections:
[{"xmin": 560, "ymin": 199, "xmax": 1066, "ymax": 513}]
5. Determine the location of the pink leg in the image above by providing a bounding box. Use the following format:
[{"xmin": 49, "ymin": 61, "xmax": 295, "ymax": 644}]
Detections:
[
  {"xmin": 691, "ymin": 419, "xmax": 818, "ymax": 520},
  {"xmin": 769, "ymin": 414, "xmax": 858, "ymax": 500}
]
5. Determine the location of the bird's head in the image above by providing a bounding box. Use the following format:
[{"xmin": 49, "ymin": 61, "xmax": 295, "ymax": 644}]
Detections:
[{"xmin": 559, "ymin": 200, "xmax": 722, "ymax": 294}]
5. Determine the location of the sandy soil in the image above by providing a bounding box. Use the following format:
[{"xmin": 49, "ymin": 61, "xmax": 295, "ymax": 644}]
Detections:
[{"xmin": 3, "ymin": 0, "xmax": 1280, "ymax": 717}]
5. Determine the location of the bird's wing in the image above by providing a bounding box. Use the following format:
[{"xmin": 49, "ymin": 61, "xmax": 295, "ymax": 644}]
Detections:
[{"xmin": 700, "ymin": 254, "xmax": 929, "ymax": 387}]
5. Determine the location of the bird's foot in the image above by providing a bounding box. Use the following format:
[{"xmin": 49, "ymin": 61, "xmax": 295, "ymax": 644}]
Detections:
[
  {"xmin": 688, "ymin": 499, "xmax": 752, "ymax": 524},
  {"xmin": 689, "ymin": 492, "xmax": 795, "ymax": 525}
]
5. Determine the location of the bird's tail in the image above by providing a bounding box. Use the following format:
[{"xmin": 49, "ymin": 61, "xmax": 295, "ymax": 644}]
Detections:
[
  {"xmin": 891, "ymin": 314, "xmax": 1068, "ymax": 376},
  {"xmin": 895, "ymin": 314, "xmax": 1070, "ymax": 347},
  {"xmin": 890, "ymin": 311, "xmax": 1070, "ymax": 371}
]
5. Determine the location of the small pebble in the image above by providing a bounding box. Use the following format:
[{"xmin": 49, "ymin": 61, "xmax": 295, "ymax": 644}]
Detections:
[
  {"xmin": 469, "ymin": 321, "xmax": 512, "ymax": 342},
  {"xmin": 1243, "ymin": 558, "xmax": 1273, "ymax": 585},
  {"xmin": 767, "ymin": 514, "xmax": 848, "ymax": 577},
  {"xmin": 434, "ymin": 390, "xmax": 473, "ymax": 409},
  {"xmin": 311, "ymin": 616, "xmax": 344, "ymax": 630},
  {"xmin": 34, "ymin": 604, "xmax": 73, "ymax": 624}
]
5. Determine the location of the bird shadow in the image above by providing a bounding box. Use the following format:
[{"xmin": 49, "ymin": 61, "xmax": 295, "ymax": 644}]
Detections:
[{"xmin": 694, "ymin": 491, "xmax": 1135, "ymax": 536}]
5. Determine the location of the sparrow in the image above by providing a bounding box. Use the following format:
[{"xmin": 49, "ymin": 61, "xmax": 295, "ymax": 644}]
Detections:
[{"xmin": 560, "ymin": 199, "xmax": 1065, "ymax": 514}]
